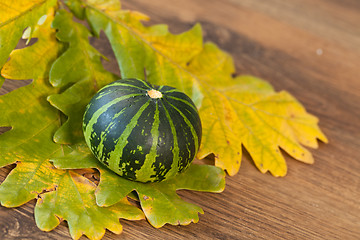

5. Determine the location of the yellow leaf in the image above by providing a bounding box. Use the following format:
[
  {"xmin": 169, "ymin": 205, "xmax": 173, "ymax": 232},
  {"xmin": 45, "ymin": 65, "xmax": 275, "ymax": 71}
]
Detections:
[
  {"xmin": 197, "ymin": 73, "xmax": 328, "ymax": 176},
  {"xmin": 82, "ymin": 0, "xmax": 328, "ymax": 177},
  {"xmin": 35, "ymin": 170, "xmax": 144, "ymax": 240},
  {"xmin": 0, "ymin": 0, "xmax": 57, "ymax": 68},
  {"xmin": 1, "ymin": 6, "xmax": 143, "ymax": 238},
  {"xmin": 1, "ymin": 8, "xmax": 62, "ymax": 80}
]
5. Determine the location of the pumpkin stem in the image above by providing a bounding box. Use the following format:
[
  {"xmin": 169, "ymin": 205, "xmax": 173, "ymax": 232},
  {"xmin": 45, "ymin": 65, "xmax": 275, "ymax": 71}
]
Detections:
[{"xmin": 147, "ymin": 89, "xmax": 163, "ymax": 99}]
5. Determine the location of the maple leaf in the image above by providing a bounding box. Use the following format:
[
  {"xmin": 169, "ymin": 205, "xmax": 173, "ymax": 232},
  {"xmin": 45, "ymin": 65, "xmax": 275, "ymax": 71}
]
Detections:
[
  {"xmin": 67, "ymin": 0, "xmax": 327, "ymax": 177},
  {"xmin": 0, "ymin": 10, "xmax": 144, "ymax": 239},
  {"xmin": 50, "ymin": 144, "xmax": 226, "ymax": 228}
]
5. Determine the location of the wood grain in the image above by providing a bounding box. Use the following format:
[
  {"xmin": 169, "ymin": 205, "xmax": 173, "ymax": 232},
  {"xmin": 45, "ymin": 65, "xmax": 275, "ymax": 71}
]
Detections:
[{"xmin": 1, "ymin": 0, "xmax": 360, "ymax": 239}]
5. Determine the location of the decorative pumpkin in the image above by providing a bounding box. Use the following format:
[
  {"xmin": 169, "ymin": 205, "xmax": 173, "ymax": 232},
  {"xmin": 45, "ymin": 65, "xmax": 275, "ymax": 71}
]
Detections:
[{"xmin": 83, "ymin": 78, "xmax": 202, "ymax": 182}]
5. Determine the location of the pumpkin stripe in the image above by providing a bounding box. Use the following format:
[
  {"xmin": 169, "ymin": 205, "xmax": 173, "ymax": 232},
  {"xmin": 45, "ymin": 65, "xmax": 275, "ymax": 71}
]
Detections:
[
  {"xmin": 160, "ymin": 100, "xmax": 180, "ymax": 178},
  {"xmin": 150, "ymin": 101, "xmax": 175, "ymax": 181},
  {"xmin": 94, "ymin": 85, "xmax": 143, "ymax": 100},
  {"xmin": 84, "ymin": 92, "xmax": 142, "ymax": 128},
  {"xmin": 157, "ymin": 85, "xmax": 165, "ymax": 91},
  {"xmin": 162, "ymin": 88, "xmax": 177, "ymax": 93},
  {"xmin": 108, "ymin": 100, "xmax": 151, "ymax": 173},
  {"xmin": 117, "ymin": 100, "xmax": 156, "ymax": 180},
  {"xmin": 93, "ymin": 79, "xmax": 151, "ymax": 103},
  {"xmin": 135, "ymin": 102, "xmax": 160, "ymax": 181},
  {"xmin": 162, "ymin": 100, "xmax": 195, "ymax": 171},
  {"xmin": 132, "ymin": 78, "xmax": 153, "ymax": 89},
  {"xmin": 158, "ymin": 85, "xmax": 175, "ymax": 93},
  {"xmin": 166, "ymin": 100, "xmax": 199, "ymax": 153},
  {"xmin": 89, "ymin": 96, "xmax": 149, "ymax": 165},
  {"xmin": 97, "ymin": 82, "xmax": 148, "ymax": 96},
  {"xmin": 103, "ymin": 78, "xmax": 152, "ymax": 90},
  {"xmin": 96, "ymin": 98, "xmax": 143, "ymax": 161},
  {"xmin": 165, "ymin": 96, "xmax": 202, "ymax": 143},
  {"xmin": 165, "ymin": 101, "xmax": 199, "ymax": 171},
  {"xmin": 165, "ymin": 95, "xmax": 198, "ymax": 112},
  {"xmin": 84, "ymin": 93, "xmax": 142, "ymax": 156}
]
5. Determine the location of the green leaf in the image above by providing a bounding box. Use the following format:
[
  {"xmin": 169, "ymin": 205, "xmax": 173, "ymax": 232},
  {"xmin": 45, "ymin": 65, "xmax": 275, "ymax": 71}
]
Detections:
[
  {"xmin": 0, "ymin": 75, "xmax": 4, "ymax": 88},
  {"xmin": 1, "ymin": 8, "xmax": 63, "ymax": 80},
  {"xmin": 79, "ymin": 0, "xmax": 327, "ymax": 176},
  {"xmin": 0, "ymin": 76, "xmax": 64, "ymax": 207},
  {"xmin": 63, "ymin": 0, "xmax": 86, "ymax": 19},
  {"xmin": 51, "ymin": 144, "xmax": 226, "ymax": 228},
  {"xmin": 135, "ymin": 164, "xmax": 225, "ymax": 227},
  {"xmin": 47, "ymin": 9, "xmax": 118, "ymax": 144},
  {"xmin": 83, "ymin": 0, "xmax": 203, "ymax": 102},
  {"xmin": 0, "ymin": 0, "xmax": 57, "ymax": 68},
  {"xmin": 35, "ymin": 170, "xmax": 144, "ymax": 240},
  {"xmin": 0, "ymin": 10, "xmax": 64, "ymax": 206},
  {"xmin": 0, "ymin": 10, "xmax": 144, "ymax": 239}
]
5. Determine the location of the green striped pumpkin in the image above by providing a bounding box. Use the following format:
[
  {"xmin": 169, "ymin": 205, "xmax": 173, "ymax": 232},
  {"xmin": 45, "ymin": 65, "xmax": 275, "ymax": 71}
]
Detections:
[{"xmin": 83, "ymin": 78, "xmax": 202, "ymax": 182}]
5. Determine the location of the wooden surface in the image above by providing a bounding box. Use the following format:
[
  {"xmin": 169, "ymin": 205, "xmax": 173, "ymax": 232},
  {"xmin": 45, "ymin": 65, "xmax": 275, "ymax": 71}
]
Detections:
[{"xmin": 1, "ymin": 0, "xmax": 360, "ymax": 239}]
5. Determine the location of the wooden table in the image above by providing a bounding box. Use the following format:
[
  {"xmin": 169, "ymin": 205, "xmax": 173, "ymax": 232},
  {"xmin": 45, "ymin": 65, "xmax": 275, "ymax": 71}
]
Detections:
[{"xmin": 1, "ymin": 0, "xmax": 359, "ymax": 239}]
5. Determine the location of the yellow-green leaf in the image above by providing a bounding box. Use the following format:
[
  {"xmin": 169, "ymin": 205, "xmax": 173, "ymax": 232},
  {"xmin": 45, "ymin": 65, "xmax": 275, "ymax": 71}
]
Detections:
[
  {"xmin": 47, "ymin": 9, "xmax": 118, "ymax": 144},
  {"xmin": 0, "ymin": 0, "xmax": 57, "ymax": 68},
  {"xmin": 0, "ymin": 11, "xmax": 143, "ymax": 239},
  {"xmin": 0, "ymin": 10, "xmax": 63, "ymax": 206},
  {"xmin": 51, "ymin": 144, "xmax": 226, "ymax": 228},
  {"xmin": 0, "ymin": 75, "xmax": 4, "ymax": 88},
  {"xmin": 81, "ymin": 0, "xmax": 327, "ymax": 176},
  {"xmin": 197, "ymin": 73, "xmax": 328, "ymax": 176},
  {"xmin": 0, "ymin": 76, "xmax": 64, "ymax": 207},
  {"xmin": 35, "ymin": 170, "xmax": 144, "ymax": 240},
  {"xmin": 1, "ymin": 8, "xmax": 63, "ymax": 80},
  {"xmin": 84, "ymin": 0, "xmax": 203, "ymax": 104}
]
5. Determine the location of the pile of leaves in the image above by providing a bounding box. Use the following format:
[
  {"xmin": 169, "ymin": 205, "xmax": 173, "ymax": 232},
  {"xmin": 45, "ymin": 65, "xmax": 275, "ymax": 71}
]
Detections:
[{"xmin": 0, "ymin": 0, "xmax": 327, "ymax": 239}]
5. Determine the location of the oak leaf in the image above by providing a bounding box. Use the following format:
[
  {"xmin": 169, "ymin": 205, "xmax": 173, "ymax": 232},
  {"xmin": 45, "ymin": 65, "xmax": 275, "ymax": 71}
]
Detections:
[
  {"xmin": 0, "ymin": 75, "xmax": 4, "ymax": 88},
  {"xmin": 0, "ymin": 0, "xmax": 57, "ymax": 68},
  {"xmin": 0, "ymin": 9, "xmax": 64, "ymax": 207},
  {"xmin": 50, "ymin": 144, "xmax": 225, "ymax": 228},
  {"xmin": 47, "ymin": 9, "xmax": 118, "ymax": 144},
  {"xmin": 35, "ymin": 170, "xmax": 144, "ymax": 240},
  {"xmin": 0, "ymin": 0, "xmax": 329, "ymax": 239},
  {"xmin": 68, "ymin": 0, "xmax": 327, "ymax": 176},
  {"xmin": 0, "ymin": 11, "xmax": 144, "ymax": 239}
]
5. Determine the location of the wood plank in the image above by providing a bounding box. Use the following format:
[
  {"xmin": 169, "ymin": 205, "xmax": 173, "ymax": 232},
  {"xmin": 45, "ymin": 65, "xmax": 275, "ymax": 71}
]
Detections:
[{"xmin": 1, "ymin": 0, "xmax": 359, "ymax": 239}]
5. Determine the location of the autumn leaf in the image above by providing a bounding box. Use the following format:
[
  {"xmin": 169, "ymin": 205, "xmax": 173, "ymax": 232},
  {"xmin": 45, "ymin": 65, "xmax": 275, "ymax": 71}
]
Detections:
[
  {"xmin": 197, "ymin": 71, "xmax": 328, "ymax": 176},
  {"xmin": 1, "ymin": 4, "xmax": 226, "ymax": 238},
  {"xmin": 188, "ymin": 43, "xmax": 328, "ymax": 176},
  {"xmin": 83, "ymin": 0, "xmax": 203, "ymax": 104},
  {"xmin": 0, "ymin": 10, "xmax": 64, "ymax": 207},
  {"xmin": 35, "ymin": 170, "xmax": 144, "ymax": 240},
  {"xmin": 41, "ymin": 11, "xmax": 227, "ymax": 224},
  {"xmin": 50, "ymin": 144, "xmax": 226, "ymax": 228},
  {"xmin": 68, "ymin": 0, "xmax": 327, "ymax": 176},
  {"xmin": 47, "ymin": 9, "xmax": 118, "ymax": 144},
  {"xmin": 1, "ymin": 8, "xmax": 62, "ymax": 80},
  {"xmin": 0, "ymin": 10, "xmax": 144, "ymax": 239},
  {"xmin": 0, "ymin": 0, "xmax": 57, "ymax": 68},
  {"xmin": 1, "ymin": 0, "xmax": 329, "ymax": 238},
  {"xmin": 44, "ymin": 10, "xmax": 225, "ymax": 226},
  {"xmin": 0, "ymin": 75, "xmax": 4, "ymax": 88}
]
